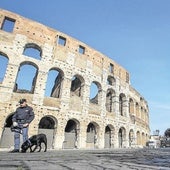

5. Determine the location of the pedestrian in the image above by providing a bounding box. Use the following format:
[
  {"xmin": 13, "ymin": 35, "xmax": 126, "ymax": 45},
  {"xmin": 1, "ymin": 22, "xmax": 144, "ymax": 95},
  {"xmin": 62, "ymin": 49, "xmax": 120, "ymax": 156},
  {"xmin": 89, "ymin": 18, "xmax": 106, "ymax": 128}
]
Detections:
[{"xmin": 10, "ymin": 98, "xmax": 35, "ymax": 153}]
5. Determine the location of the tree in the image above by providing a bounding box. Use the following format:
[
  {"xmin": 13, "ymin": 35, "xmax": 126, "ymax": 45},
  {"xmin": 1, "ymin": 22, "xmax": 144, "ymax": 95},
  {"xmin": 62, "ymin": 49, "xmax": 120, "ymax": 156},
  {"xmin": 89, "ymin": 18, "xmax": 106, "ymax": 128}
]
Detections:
[{"xmin": 164, "ymin": 128, "xmax": 170, "ymax": 137}]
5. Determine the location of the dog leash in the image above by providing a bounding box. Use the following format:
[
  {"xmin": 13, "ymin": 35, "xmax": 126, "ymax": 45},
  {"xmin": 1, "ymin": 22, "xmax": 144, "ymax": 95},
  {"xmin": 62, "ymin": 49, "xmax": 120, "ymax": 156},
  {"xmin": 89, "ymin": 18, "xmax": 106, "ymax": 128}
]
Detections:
[{"xmin": 27, "ymin": 139, "xmax": 32, "ymax": 145}]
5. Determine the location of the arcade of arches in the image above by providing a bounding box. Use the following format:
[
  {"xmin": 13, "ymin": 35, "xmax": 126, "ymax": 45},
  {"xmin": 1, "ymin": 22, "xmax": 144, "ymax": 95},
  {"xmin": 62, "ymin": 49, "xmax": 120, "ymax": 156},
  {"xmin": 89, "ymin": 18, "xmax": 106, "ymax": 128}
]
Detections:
[
  {"xmin": 1, "ymin": 115, "xmax": 148, "ymax": 149},
  {"xmin": 0, "ymin": 9, "xmax": 150, "ymax": 149}
]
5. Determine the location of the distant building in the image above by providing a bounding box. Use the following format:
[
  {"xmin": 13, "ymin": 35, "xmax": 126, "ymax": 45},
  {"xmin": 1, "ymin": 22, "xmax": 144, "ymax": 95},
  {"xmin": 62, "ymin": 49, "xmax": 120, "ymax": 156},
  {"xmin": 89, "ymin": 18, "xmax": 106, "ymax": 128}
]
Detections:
[
  {"xmin": 0, "ymin": 9, "xmax": 150, "ymax": 149},
  {"xmin": 147, "ymin": 133, "xmax": 160, "ymax": 148}
]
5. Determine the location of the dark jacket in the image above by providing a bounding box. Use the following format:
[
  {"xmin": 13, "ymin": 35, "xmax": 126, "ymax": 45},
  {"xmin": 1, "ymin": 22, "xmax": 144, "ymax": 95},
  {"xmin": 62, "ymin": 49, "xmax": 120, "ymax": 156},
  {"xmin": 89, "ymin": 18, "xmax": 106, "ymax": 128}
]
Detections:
[{"xmin": 12, "ymin": 105, "xmax": 35, "ymax": 124}]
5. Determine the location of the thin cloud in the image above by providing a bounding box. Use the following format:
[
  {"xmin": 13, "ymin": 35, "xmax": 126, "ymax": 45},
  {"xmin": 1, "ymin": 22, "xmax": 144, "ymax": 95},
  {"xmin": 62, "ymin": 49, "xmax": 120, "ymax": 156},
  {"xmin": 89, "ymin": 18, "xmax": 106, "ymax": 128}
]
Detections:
[{"xmin": 149, "ymin": 101, "xmax": 170, "ymax": 111}]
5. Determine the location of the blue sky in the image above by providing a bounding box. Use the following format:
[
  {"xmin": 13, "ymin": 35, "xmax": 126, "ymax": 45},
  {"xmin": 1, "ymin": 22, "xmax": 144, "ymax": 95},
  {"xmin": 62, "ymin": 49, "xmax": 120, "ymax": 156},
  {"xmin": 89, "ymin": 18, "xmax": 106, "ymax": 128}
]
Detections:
[{"xmin": 1, "ymin": 0, "xmax": 170, "ymax": 135}]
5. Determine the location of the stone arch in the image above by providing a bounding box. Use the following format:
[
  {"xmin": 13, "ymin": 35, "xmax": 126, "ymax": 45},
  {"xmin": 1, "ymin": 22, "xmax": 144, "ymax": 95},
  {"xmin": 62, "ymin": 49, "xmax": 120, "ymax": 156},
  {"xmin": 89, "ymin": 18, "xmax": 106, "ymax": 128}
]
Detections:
[
  {"xmin": 86, "ymin": 122, "xmax": 99, "ymax": 149},
  {"xmin": 136, "ymin": 131, "xmax": 141, "ymax": 145},
  {"xmin": 90, "ymin": 81, "xmax": 102, "ymax": 105},
  {"xmin": 144, "ymin": 109, "xmax": 147, "ymax": 122},
  {"xmin": 70, "ymin": 74, "xmax": 85, "ymax": 97},
  {"xmin": 118, "ymin": 127, "xmax": 126, "ymax": 148},
  {"xmin": 0, "ymin": 52, "xmax": 9, "ymax": 83},
  {"xmin": 129, "ymin": 98, "xmax": 134, "ymax": 114},
  {"xmin": 63, "ymin": 119, "xmax": 80, "ymax": 149},
  {"xmin": 140, "ymin": 97, "xmax": 144, "ymax": 104},
  {"xmin": 13, "ymin": 61, "xmax": 39, "ymax": 93},
  {"xmin": 135, "ymin": 102, "xmax": 140, "ymax": 118},
  {"xmin": 45, "ymin": 67, "xmax": 64, "ymax": 98},
  {"xmin": 23, "ymin": 43, "xmax": 42, "ymax": 60},
  {"xmin": 141, "ymin": 132, "xmax": 145, "ymax": 146},
  {"xmin": 107, "ymin": 75, "xmax": 116, "ymax": 86},
  {"xmin": 0, "ymin": 113, "xmax": 14, "ymax": 148},
  {"xmin": 106, "ymin": 88, "xmax": 116, "ymax": 112},
  {"xmin": 104, "ymin": 124, "xmax": 115, "ymax": 148},
  {"xmin": 146, "ymin": 134, "xmax": 149, "ymax": 145},
  {"xmin": 119, "ymin": 93, "xmax": 126, "ymax": 116},
  {"xmin": 38, "ymin": 115, "xmax": 57, "ymax": 149},
  {"xmin": 141, "ymin": 107, "xmax": 144, "ymax": 120},
  {"xmin": 129, "ymin": 129, "xmax": 135, "ymax": 147}
]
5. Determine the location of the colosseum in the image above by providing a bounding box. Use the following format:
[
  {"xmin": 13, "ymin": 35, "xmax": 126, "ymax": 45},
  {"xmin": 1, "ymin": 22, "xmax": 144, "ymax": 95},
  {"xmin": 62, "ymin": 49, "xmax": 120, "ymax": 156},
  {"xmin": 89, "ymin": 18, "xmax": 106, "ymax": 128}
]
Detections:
[{"xmin": 0, "ymin": 9, "xmax": 150, "ymax": 150}]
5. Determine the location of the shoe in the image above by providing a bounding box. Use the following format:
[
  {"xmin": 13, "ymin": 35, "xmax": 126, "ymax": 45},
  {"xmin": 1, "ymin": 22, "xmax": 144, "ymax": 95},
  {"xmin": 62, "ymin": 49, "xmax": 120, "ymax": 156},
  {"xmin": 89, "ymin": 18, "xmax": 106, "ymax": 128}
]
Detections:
[{"xmin": 9, "ymin": 149, "xmax": 19, "ymax": 153}]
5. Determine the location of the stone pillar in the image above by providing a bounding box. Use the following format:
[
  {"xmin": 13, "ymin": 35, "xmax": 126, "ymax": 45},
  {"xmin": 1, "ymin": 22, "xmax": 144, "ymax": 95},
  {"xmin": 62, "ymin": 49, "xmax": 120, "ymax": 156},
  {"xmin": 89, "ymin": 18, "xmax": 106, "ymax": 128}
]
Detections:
[
  {"xmin": 0, "ymin": 62, "xmax": 19, "ymax": 102},
  {"xmin": 79, "ymin": 123, "xmax": 87, "ymax": 149},
  {"xmin": 114, "ymin": 128, "xmax": 119, "ymax": 148},
  {"xmin": 124, "ymin": 98, "xmax": 129, "ymax": 118},
  {"xmin": 60, "ymin": 76, "xmax": 72, "ymax": 111},
  {"xmin": 114, "ymin": 94, "xmax": 120, "ymax": 117},
  {"xmin": 98, "ymin": 126, "xmax": 105, "ymax": 149},
  {"xmin": 82, "ymin": 82, "xmax": 90, "ymax": 115},
  {"xmin": 32, "ymin": 70, "xmax": 48, "ymax": 105},
  {"xmin": 100, "ymin": 89, "xmax": 107, "ymax": 117},
  {"xmin": 53, "ymin": 123, "xmax": 65, "ymax": 149}
]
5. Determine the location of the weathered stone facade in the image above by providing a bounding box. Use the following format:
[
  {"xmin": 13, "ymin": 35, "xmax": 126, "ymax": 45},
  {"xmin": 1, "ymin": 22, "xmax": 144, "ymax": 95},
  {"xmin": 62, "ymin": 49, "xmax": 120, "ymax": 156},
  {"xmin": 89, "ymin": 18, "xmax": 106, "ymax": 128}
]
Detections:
[{"xmin": 0, "ymin": 9, "xmax": 150, "ymax": 149}]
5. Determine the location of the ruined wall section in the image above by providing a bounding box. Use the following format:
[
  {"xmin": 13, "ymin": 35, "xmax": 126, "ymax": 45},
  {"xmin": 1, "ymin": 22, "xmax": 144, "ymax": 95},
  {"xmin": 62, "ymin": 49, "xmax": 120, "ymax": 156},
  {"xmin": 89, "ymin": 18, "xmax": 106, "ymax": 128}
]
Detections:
[{"xmin": 0, "ymin": 9, "xmax": 150, "ymax": 149}]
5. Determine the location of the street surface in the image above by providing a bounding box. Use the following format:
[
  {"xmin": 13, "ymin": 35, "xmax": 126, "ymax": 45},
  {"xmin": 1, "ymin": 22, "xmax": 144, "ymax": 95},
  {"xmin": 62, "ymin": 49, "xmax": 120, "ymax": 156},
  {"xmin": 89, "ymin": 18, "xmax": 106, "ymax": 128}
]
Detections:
[{"xmin": 0, "ymin": 148, "xmax": 170, "ymax": 170}]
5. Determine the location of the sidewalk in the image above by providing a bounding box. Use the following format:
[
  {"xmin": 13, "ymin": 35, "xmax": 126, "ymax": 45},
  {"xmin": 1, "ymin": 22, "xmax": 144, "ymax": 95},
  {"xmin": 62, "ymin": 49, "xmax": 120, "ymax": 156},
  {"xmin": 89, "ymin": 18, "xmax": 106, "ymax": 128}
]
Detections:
[{"xmin": 0, "ymin": 148, "xmax": 170, "ymax": 170}]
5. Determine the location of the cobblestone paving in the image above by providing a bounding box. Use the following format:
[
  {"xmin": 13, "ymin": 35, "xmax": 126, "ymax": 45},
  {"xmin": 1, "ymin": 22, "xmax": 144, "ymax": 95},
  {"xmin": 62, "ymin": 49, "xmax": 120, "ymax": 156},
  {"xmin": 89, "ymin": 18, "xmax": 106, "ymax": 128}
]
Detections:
[{"xmin": 0, "ymin": 148, "xmax": 170, "ymax": 170}]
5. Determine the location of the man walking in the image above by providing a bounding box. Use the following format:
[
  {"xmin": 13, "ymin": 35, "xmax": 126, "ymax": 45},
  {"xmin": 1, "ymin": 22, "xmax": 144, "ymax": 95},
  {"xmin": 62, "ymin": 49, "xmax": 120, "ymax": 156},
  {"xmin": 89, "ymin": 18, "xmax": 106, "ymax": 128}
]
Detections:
[{"xmin": 10, "ymin": 99, "xmax": 35, "ymax": 153}]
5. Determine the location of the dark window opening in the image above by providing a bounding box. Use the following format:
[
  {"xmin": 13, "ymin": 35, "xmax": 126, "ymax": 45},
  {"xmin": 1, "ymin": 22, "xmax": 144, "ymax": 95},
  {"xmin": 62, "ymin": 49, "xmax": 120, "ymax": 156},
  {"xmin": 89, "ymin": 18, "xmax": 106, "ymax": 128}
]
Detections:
[
  {"xmin": 129, "ymin": 98, "xmax": 134, "ymax": 114},
  {"xmin": 109, "ymin": 63, "xmax": 114, "ymax": 73},
  {"xmin": 87, "ymin": 123, "xmax": 96, "ymax": 133},
  {"xmin": 107, "ymin": 76, "xmax": 115, "ymax": 86},
  {"xmin": 71, "ymin": 76, "xmax": 84, "ymax": 97},
  {"xmin": 126, "ymin": 72, "xmax": 129, "ymax": 83},
  {"xmin": 39, "ymin": 117, "xmax": 55, "ymax": 129},
  {"xmin": 79, "ymin": 45, "xmax": 85, "ymax": 54},
  {"xmin": 105, "ymin": 126, "xmax": 111, "ymax": 133},
  {"xmin": 106, "ymin": 89, "xmax": 115, "ymax": 112},
  {"xmin": 1, "ymin": 17, "xmax": 15, "ymax": 32},
  {"xmin": 119, "ymin": 94, "xmax": 124, "ymax": 116},
  {"xmin": 65, "ymin": 120, "xmax": 76, "ymax": 133},
  {"xmin": 119, "ymin": 128, "xmax": 124, "ymax": 148},
  {"xmin": 5, "ymin": 114, "xmax": 14, "ymax": 127},
  {"xmin": 58, "ymin": 36, "xmax": 66, "ymax": 46}
]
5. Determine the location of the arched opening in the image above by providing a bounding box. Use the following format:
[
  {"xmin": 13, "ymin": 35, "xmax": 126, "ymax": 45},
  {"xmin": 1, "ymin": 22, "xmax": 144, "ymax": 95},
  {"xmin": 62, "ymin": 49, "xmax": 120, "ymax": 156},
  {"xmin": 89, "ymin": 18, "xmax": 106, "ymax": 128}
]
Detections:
[
  {"xmin": 13, "ymin": 62, "xmax": 38, "ymax": 93},
  {"xmin": 70, "ymin": 75, "xmax": 84, "ymax": 97},
  {"xmin": 0, "ymin": 52, "xmax": 8, "ymax": 83},
  {"xmin": 63, "ymin": 119, "xmax": 79, "ymax": 149},
  {"xmin": 104, "ymin": 125, "xmax": 114, "ymax": 148},
  {"xmin": 45, "ymin": 68, "xmax": 64, "ymax": 98},
  {"xmin": 38, "ymin": 116, "xmax": 57, "ymax": 149},
  {"xmin": 90, "ymin": 81, "xmax": 102, "ymax": 105},
  {"xmin": 136, "ymin": 102, "xmax": 140, "ymax": 118},
  {"xmin": 129, "ymin": 98, "xmax": 134, "ymax": 114},
  {"xmin": 118, "ymin": 127, "xmax": 126, "ymax": 148},
  {"xmin": 86, "ymin": 122, "xmax": 99, "ymax": 149},
  {"xmin": 141, "ymin": 132, "xmax": 145, "ymax": 146},
  {"xmin": 0, "ymin": 113, "xmax": 14, "ymax": 148},
  {"xmin": 141, "ymin": 107, "xmax": 144, "ymax": 120},
  {"xmin": 23, "ymin": 43, "xmax": 42, "ymax": 60},
  {"xmin": 129, "ymin": 129, "xmax": 135, "ymax": 147},
  {"xmin": 136, "ymin": 131, "xmax": 141, "ymax": 146},
  {"xmin": 106, "ymin": 88, "xmax": 115, "ymax": 112},
  {"xmin": 107, "ymin": 75, "xmax": 116, "ymax": 86},
  {"xmin": 119, "ymin": 93, "xmax": 126, "ymax": 116}
]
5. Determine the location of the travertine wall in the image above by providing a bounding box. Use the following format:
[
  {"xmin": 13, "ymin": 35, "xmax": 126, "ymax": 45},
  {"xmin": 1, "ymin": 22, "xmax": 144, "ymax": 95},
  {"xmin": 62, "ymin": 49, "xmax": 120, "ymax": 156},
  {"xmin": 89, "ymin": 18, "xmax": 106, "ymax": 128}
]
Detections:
[{"xmin": 0, "ymin": 9, "xmax": 150, "ymax": 149}]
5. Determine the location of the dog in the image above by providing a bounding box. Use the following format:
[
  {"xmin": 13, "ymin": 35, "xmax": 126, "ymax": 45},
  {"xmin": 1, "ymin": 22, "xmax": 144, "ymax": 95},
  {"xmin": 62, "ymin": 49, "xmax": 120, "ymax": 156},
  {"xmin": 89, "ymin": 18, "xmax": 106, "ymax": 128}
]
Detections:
[{"xmin": 21, "ymin": 133, "xmax": 47, "ymax": 153}]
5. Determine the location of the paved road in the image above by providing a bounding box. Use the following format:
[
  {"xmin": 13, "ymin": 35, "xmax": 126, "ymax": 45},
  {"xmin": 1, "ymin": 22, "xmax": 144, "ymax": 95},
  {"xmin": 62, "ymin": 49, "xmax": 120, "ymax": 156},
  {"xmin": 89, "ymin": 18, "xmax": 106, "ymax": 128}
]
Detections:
[{"xmin": 0, "ymin": 148, "xmax": 170, "ymax": 170}]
